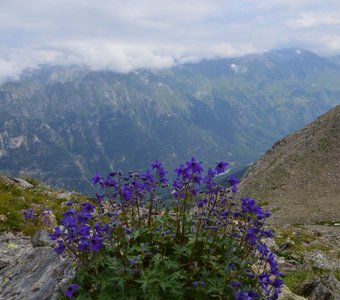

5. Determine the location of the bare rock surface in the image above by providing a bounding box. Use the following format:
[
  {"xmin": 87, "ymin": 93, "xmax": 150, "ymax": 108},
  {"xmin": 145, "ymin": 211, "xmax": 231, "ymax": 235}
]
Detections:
[
  {"xmin": 10, "ymin": 178, "xmax": 34, "ymax": 189},
  {"xmin": 304, "ymin": 250, "xmax": 338, "ymax": 271},
  {"xmin": 299, "ymin": 275, "xmax": 340, "ymax": 300},
  {"xmin": 278, "ymin": 285, "xmax": 307, "ymax": 300},
  {"xmin": 0, "ymin": 232, "xmax": 74, "ymax": 300}
]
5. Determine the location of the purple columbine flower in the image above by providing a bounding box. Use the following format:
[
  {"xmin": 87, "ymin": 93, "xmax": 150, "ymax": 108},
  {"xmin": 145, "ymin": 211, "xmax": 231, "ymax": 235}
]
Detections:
[{"xmin": 65, "ymin": 284, "xmax": 80, "ymax": 298}]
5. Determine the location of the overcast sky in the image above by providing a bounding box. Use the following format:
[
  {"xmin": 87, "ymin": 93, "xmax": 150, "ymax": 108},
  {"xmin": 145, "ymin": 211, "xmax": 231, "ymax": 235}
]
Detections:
[{"xmin": 1, "ymin": 0, "xmax": 340, "ymax": 82}]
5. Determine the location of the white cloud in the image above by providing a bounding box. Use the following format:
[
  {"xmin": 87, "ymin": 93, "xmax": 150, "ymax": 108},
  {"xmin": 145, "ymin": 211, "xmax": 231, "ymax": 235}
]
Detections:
[
  {"xmin": 1, "ymin": 0, "xmax": 340, "ymax": 83},
  {"xmin": 288, "ymin": 11, "xmax": 340, "ymax": 28}
]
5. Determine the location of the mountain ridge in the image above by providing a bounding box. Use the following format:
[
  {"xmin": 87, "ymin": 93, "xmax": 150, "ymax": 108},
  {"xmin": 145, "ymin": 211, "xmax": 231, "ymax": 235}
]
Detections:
[
  {"xmin": 239, "ymin": 104, "xmax": 340, "ymax": 224},
  {"xmin": 1, "ymin": 48, "xmax": 340, "ymax": 193}
]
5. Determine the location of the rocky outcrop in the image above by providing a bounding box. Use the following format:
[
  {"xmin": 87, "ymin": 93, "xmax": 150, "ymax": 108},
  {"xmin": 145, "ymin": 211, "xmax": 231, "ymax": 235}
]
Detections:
[
  {"xmin": 279, "ymin": 285, "xmax": 307, "ymax": 300},
  {"xmin": 10, "ymin": 178, "xmax": 34, "ymax": 189},
  {"xmin": 0, "ymin": 232, "xmax": 74, "ymax": 300},
  {"xmin": 304, "ymin": 250, "xmax": 338, "ymax": 272},
  {"xmin": 239, "ymin": 105, "xmax": 340, "ymax": 225},
  {"xmin": 300, "ymin": 275, "xmax": 340, "ymax": 300}
]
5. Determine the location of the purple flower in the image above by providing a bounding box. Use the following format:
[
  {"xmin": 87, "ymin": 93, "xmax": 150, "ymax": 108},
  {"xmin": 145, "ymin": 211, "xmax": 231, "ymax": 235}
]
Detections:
[
  {"xmin": 221, "ymin": 210, "xmax": 230, "ymax": 217},
  {"xmin": 49, "ymin": 227, "xmax": 62, "ymax": 240},
  {"xmin": 91, "ymin": 172, "xmax": 102, "ymax": 185},
  {"xmin": 81, "ymin": 202, "xmax": 96, "ymax": 213},
  {"xmin": 120, "ymin": 185, "xmax": 132, "ymax": 201},
  {"xmin": 231, "ymin": 280, "xmax": 242, "ymax": 288},
  {"xmin": 228, "ymin": 175, "xmax": 239, "ymax": 186},
  {"xmin": 192, "ymin": 281, "xmax": 205, "ymax": 288},
  {"xmin": 90, "ymin": 234, "xmax": 104, "ymax": 252},
  {"xmin": 231, "ymin": 185, "xmax": 238, "ymax": 193},
  {"xmin": 174, "ymin": 163, "xmax": 184, "ymax": 176},
  {"xmin": 207, "ymin": 168, "xmax": 216, "ymax": 177},
  {"xmin": 64, "ymin": 208, "xmax": 77, "ymax": 217},
  {"xmin": 23, "ymin": 208, "xmax": 36, "ymax": 220},
  {"xmin": 186, "ymin": 157, "xmax": 203, "ymax": 174},
  {"xmin": 151, "ymin": 160, "xmax": 162, "ymax": 169},
  {"xmin": 228, "ymin": 262, "xmax": 235, "ymax": 271},
  {"xmin": 77, "ymin": 211, "xmax": 93, "ymax": 224},
  {"xmin": 55, "ymin": 240, "xmax": 66, "ymax": 255},
  {"xmin": 256, "ymin": 243, "xmax": 270, "ymax": 256},
  {"xmin": 196, "ymin": 199, "xmax": 205, "ymax": 208},
  {"xmin": 65, "ymin": 284, "xmax": 80, "ymax": 298},
  {"xmin": 94, "ymin": 222, "xmax": 110, "ymax": 235},
  {"xmin": 233, "ymin": 289, "xmax": 259, "ymax": 300},
  {"xmin": 245, "ymin": 227, "xmax": 260, "ymax": 245},
  {"xmin": 79, "ymin": 238, "xmax": 90, "ymax": 251},
  {"xmin": 129, "ymin": 258, "xmax": 138, "ymax": 266},
  {"xmin": 77, "ymin": 224, "xmax": 91, "ymax": 238},
  {"xmin": 157, "ymin": 167, "xmax": 168, "ymax": 184},
  {"xmin": 215, "ymin": 161, "xmax": 228, "ymax": 174},
  {"xmin": 61, "ymin": 215, "xmax": 76, "ymax": 227},
  {"xmin": 96, "ymin": 193, "xmax": 103, "ymax": 204}
]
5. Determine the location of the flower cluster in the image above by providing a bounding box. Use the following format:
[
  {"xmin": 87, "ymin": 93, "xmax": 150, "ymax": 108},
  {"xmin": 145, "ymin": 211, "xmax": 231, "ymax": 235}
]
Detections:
[
  {"xmin": 49, "ymin": 202, "xmax": 110, "ymax": 261},
  {"xmin": 23, "ymin": 207, "xmax": 53, "ymax": 228},
  {"xmin": 43, "ymin": 158, "xmax": 283, "ymax": 299}
]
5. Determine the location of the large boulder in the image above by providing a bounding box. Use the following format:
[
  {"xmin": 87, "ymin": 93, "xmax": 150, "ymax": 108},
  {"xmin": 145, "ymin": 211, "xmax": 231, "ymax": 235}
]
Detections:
[{"xmin": 0, "ymin": 232, "xmax": 74, "ymax": 300}]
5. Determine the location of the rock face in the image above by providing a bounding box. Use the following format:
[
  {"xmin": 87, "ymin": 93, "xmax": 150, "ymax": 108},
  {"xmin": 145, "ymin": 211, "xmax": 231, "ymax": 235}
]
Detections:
[
  {"xmin": 300, "ymin": 275, "xmax": 340, "ymax": 300},
  {"xmin": 239, "ymin": 105, "xmax": 340, "ymax": 224},
  {"xmin": 304, "ymin": 250, "xmax": 338, "ymax": 272},
  {"xmin": 279, "ymin": 285, "xmax": 307, "ymax": 300},
  {"xmin": 0, "ymin": 232, "xmax": 74, "ymax": 300}
]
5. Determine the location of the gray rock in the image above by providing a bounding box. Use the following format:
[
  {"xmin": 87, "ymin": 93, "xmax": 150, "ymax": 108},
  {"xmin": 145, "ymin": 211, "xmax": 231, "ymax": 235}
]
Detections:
[
  {"xmin": 304, "ymin": 250, "xmax": 338, "ymax": 271},
  {"xmin": 32, "ymin": 229, "xmax": 54, "ymax": 247},
  {"xmin": 11, "ymin": 178, "xmax": 34, "ymax": 189},
  {"xmin": 279, "ymin": 241, "xmax": 292, "ymax": 253},
  {"xmin": 0, "ymin": 232, "xmax": 74, "ymax": 300},
  {"xmin": 56, "ymin": 192, "xmax": 73, "ymax": 200},
  {"xmin": 276, "ymin": 257, "xmax": 299, "ymax": 272},
  {"xmin": 262, "ymin": 237, "xmax": 279, "ymax": 252},
  {"xmin": 300, "ymin": 275, "xmax": 340, "ymax": 300},
  {"xmin": 278, "ymin": 285, "xmax": 307, "ymax": 299}
]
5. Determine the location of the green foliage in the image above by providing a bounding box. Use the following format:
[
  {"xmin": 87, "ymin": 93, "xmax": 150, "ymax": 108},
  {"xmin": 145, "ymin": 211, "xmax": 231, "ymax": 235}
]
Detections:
[
  {"xmin": 283, "ymin": 269, "xmax": 315, "ymax": 293},
  {"xmin": 46, "ymin": 160, "xmax": 282, "ymax": 299},
  {"xmin": 0, "ymin": 178, "xmax": 79, "ymax": 235}
]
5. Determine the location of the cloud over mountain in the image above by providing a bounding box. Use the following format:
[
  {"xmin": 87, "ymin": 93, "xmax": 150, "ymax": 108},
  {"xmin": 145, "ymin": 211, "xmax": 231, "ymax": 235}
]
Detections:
[{"xmin": 1, "ymin": 0, "xmax": 340, "ymax": 82}]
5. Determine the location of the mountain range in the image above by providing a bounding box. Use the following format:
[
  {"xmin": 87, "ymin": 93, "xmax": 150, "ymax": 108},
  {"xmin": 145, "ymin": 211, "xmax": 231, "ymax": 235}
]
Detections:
[{"xmin": 0, "ymin": 48, "xmax": 340, "ymax": 194}]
